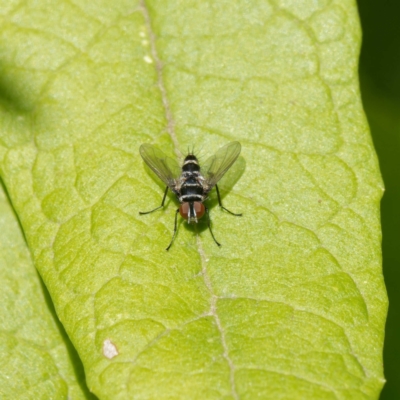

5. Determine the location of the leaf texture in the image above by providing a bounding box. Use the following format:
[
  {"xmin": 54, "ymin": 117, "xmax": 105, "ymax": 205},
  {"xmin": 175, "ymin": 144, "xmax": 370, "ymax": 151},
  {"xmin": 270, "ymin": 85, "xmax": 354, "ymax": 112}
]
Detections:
[{"xmin": 0, "ymin": 0, "xmax": 387, "ymax": 399}]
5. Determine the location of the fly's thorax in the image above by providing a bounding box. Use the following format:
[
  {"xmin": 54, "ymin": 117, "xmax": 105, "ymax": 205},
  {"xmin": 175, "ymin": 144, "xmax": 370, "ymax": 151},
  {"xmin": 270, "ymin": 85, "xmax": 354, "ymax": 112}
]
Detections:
[
  {"xmin": 179, "ymin": 201, "xmax": 205, "ymax": 223},
  {"xmin": 179, "ymin": 174, "xmax": 206, "ymax": 201},
  {"xmin": 178, "ymin": 193, "xmax": 206, "ymax": 203}
]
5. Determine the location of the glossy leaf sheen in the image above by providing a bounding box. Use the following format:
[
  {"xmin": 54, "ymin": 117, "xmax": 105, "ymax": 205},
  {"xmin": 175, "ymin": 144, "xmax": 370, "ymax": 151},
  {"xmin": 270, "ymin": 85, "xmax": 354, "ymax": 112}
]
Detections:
[{"xmin": 0, "ymin": 0, "xmax": 387, "ymax": 399}]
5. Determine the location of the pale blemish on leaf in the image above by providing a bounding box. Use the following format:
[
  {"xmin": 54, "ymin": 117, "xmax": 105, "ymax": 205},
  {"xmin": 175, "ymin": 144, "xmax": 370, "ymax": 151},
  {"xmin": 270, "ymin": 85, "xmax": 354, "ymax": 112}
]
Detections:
[{"xmin": 103, "ymin": 339, "xmax": 119, "ymax": 359}]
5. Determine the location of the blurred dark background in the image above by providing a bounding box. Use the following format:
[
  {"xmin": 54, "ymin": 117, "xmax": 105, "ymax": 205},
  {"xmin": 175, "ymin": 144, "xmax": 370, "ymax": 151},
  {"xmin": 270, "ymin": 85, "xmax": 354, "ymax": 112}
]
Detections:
[{"xmin": 357, "ymin": 0, "xmax": 400, "ymax": 398}]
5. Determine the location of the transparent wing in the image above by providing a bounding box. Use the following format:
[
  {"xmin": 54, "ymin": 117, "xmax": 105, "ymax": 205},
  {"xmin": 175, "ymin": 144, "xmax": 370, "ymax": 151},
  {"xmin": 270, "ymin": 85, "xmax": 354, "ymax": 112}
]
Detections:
[
  {"xmin": 201, "ymin": 141, "xmax": 241, "ymax": 190},
  {"xmin": 139, "ymin": 144, "xmax": 181, "ymax": 189}
]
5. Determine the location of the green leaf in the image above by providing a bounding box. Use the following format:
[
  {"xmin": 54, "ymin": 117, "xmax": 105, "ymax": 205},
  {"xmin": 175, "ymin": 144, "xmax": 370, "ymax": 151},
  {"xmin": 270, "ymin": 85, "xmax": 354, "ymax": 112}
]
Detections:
[
  {"xmin": 0, "ymin": 186, "xmax": 94, "ymax": 399},
  {"xmin": 0, "ymin": 0, "xmax": 387, "ymax": 399}
]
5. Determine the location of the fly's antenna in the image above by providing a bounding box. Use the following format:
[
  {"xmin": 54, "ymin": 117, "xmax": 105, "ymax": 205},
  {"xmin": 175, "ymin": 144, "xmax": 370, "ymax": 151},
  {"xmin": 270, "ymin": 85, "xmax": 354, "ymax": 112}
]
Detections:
[
  {"xmin": 184, "ymin": 144, "xmax": 196, "ymax": 156},
  {"xmin": 187, "ymin": 144, "xmax": 195, "ymax": 155},
  {"xmin": 194, "ymin": 143, "xmax": 205, "ymax": 161},
  {"xmin": 181, "ymin": 143, "xmax": 205, "ymax": 158}
]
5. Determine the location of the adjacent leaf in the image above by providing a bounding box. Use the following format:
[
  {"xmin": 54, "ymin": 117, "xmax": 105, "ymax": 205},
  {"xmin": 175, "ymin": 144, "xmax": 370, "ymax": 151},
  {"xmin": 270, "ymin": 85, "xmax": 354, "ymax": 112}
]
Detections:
[
  {"xmin": 0, "ymin": 0, "xmax": 387, "ymax": 399},
  {"xmin": 359, "ymin": 73, "xmax": 400, "ymax": 400},
  {"xmin": 359, "ymin": 2, "xmax": 400, "ymax": 388},
  {"xmin": 0, "ymin": 186, "xmax": 94, "ymax": 399}
]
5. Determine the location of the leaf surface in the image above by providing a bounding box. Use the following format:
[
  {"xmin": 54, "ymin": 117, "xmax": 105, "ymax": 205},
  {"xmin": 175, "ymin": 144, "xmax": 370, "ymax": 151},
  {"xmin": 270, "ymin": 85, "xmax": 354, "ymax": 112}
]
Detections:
[{"xmin": 0, "ymin": 0, "xmax": 387, "ymax": 399}]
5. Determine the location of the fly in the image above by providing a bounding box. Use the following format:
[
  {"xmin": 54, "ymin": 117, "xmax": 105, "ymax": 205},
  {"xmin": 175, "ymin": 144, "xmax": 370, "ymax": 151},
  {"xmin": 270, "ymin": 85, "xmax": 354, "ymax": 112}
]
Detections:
[{"xmin": 139, "ymin": 141, "xmax": 242, "ymax": 250}]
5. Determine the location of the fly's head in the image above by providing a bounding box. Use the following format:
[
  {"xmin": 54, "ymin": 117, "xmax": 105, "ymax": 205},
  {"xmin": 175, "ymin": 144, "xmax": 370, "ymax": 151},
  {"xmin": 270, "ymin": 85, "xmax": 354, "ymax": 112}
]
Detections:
[{"xmin": 179, "ymin": 201, "xmax": 205, "ymax": 224}]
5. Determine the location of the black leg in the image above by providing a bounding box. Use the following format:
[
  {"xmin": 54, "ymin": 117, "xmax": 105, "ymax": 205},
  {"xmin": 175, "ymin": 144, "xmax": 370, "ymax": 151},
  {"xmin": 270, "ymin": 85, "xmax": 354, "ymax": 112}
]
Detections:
[
  {"xmin": 215, "ymin": 185, "xmax": 242, "ymax": 216},
  {"xmin": 139, "ymin": 186, "xmax": 168, "ymax": 214},
  {"xmin": 166, "ymin": 209, "xmax": 180, "ymax": 251},
  {"xmin": 206, "ymin": 207, "xmax": 221, "ymax": 247}
]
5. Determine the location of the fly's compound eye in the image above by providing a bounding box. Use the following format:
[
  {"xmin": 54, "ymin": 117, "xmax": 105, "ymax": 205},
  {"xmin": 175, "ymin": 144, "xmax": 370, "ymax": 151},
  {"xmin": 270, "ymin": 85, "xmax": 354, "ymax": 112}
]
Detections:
[
  {"xmin": 179, "ymin": 202, "xmax": 205, "ymax": 220},
  {"xmin": 193, "ymin": 202, "xmax": 205, "ymax": 219},
  {"xmin": 179, "ymin": 203, "xmax": 190, "ymax": 220}
]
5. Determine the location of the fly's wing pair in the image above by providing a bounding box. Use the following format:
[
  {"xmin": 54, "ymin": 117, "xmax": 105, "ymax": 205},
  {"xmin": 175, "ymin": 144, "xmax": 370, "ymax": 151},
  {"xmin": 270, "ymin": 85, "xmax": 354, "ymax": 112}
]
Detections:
[
  {"xmin": 140, "ymin": 141, "xmax": 241, "ymax": 193},
  {"xmin": 200, "ymin": 141, "xmax": 241, "ymax": 193},
  {"xmin": 139, "ymin": 144, "xmax": 181, "ymax": 192}
]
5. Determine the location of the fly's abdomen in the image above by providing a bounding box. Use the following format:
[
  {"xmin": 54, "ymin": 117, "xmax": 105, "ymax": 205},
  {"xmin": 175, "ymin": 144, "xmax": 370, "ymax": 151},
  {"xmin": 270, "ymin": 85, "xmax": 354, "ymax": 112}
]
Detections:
[{"xmin": 182, "ymin": 155, "xmax": 200, "ymax": 173}]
